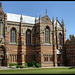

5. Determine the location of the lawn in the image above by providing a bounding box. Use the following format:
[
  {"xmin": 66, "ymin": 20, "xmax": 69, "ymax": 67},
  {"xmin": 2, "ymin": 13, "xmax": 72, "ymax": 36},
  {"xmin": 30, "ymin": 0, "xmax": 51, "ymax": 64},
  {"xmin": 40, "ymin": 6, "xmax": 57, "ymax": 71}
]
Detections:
[{"xmin": 0, "ymin": 67, "xmax": 75, "ymax": 74}]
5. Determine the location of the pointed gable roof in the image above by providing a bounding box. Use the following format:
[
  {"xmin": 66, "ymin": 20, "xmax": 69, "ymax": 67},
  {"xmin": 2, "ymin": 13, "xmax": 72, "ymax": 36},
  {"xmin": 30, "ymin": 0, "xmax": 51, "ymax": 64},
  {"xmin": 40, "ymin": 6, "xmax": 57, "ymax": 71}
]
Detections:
[{"xmin": 41, "ymin": 14, "xmax": 51, "ymax": 23}]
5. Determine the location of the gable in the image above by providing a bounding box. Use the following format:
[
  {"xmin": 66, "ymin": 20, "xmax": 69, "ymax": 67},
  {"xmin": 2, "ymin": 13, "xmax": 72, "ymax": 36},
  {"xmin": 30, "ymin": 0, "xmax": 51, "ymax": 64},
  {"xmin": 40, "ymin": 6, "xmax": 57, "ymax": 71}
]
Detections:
[{"xmin": 42, "ymin": 15, "xmax": 51, "ymax": 24}]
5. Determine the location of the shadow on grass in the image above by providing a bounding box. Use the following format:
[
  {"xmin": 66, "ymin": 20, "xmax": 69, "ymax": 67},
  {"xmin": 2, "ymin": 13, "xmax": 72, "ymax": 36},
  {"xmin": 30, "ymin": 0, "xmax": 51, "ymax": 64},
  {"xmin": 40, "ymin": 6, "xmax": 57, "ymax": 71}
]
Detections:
[{"xmin": 69, "ymin": 66, "xmax": 75, "ymax": 69}]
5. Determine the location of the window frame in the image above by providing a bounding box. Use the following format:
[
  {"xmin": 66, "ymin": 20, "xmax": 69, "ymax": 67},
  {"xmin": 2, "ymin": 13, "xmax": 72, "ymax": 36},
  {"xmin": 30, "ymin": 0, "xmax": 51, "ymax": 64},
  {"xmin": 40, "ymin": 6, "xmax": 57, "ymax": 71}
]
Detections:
[
  {"xmin": 26, "ymin": 29, "xmax": 31, "ymax": 45},
  {"xmin": 45, "ymin": 26, "xmax": 50, "ymax": 44},
  {"xmin": 10, "ymin": 27, "xmax": 16, "ymax": 44},
  {"xmin": 59, "ymin": 33, "xmax": 62, "ymax": 46}
]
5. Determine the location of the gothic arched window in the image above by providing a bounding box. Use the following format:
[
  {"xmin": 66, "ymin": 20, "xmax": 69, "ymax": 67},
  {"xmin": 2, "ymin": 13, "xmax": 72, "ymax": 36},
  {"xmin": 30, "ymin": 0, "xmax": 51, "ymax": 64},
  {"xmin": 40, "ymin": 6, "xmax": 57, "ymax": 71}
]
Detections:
[
  {"xmin": 59, "ymin": 33, "xmax": 62, "ymax": 45},
  {"xmin": 10, "ymin": 28, "xmax": 16, "ymax": 43},
  {"xmin": 0, "ymin": 21, "xmax": 3, "ymax": 37},
  {"xmin": 45, "ymin": 26, "xmax": 50, "ymax": 43},
  {"xmin": 26, "ymin": 29, "xmax": 31, "ymax": 45},
  {"xmin": 0, "ymin": 23, "xmax": 1, "ymax": 36}
]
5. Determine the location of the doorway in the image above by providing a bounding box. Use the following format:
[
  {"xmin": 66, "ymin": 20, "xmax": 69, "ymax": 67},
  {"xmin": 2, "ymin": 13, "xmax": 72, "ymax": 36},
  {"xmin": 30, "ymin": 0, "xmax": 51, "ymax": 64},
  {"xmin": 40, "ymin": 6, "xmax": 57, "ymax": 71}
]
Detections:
[{"xmin": 0, "ymin": 46, "xmax": 6, "ymax": 66}]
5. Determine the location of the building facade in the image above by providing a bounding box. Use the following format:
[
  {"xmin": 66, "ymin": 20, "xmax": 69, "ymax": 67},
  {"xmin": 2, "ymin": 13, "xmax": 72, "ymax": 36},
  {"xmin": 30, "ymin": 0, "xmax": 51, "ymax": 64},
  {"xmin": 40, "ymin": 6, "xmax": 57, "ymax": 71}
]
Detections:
[
  {"xmin": 66, "ymin": 35, "xmax": 75, "ymax": 66},
  {"xmin": 0, "ymin": 3, "xmax": 66, "ymax": 67}
]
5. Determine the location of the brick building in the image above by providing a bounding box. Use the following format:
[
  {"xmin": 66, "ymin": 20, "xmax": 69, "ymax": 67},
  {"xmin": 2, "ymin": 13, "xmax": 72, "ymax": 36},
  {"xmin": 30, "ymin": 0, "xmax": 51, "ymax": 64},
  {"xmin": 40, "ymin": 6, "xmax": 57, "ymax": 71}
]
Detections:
[
  {"xmin": 0, "ymin": 3, "xmax": 66, "ymax": 67},
  {"xmin": 66, "ymin": 35, "xmax": 75, "ymax": 66}
]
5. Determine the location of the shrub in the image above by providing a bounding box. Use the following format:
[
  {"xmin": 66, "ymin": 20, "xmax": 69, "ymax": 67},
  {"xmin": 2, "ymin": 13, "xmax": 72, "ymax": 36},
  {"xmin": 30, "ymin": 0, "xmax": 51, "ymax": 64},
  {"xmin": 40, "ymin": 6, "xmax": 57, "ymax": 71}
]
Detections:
[
  {"xmin": 9, "ymin": 63, "xmax": 17, "ymax": 68},
  {"xmin": 33, "ymin": 64, "xmax": 36, "ymax": 68},
  {"xmin": 32, "ymin": 60, "xmax": 36, "ymax": 66},
  {"xmin": 27, "ymin": 62, "xmax": 33, "ymax": 67},
  {"xmin": 24, "ymin": 61, "xmax": 41, "ymax": 68},
  {"xmin": 16, "ymin": 65, "xmax": 25, "ymax": 68},
  {"xmin": 36, "ymin": 62, "xmax": 41, "ymax": 67},
  {"xmin": 24, "ymin": 62, "xmax": 28, "ymax": 68}
]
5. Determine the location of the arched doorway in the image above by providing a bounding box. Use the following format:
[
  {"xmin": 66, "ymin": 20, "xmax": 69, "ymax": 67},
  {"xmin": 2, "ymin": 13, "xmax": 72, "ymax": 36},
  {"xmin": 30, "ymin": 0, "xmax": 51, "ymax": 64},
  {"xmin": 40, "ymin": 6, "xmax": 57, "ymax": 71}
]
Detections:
[{"xmin": 0, "ymin": 45, "xmax": 6, "ymax": 66}]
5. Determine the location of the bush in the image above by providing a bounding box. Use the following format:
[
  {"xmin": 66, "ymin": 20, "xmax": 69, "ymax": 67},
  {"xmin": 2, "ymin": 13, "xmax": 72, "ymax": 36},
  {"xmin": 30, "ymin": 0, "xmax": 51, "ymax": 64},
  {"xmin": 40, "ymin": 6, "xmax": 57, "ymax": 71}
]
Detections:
[
  {"xmin": 33, "ymin": 65, "xmax": 36, "ymax": 68},
  {"xmin": 27, "ymin": 62, "xmax": 33, "ymax": 67},
  {"xmin": 32, "ymin": 60, "xmax": 36, "ymax": 65},
  {"xmin": 24, "ymin": 62, "xmax": 28, "ymax": 68},
  {"xmin": 36, "ymin": 62, "xmax": 41, "ymax": 67},
  {"xmin": 16, "ymin": 65, "xmax": 25, "ymax": 68},
  {"xmin": 9, "ymin": 63, "xmax": 17, "ymax": 68},
  {"xmin": 24, "ymin": 61, "xmax": 41, "ymax": 68}
]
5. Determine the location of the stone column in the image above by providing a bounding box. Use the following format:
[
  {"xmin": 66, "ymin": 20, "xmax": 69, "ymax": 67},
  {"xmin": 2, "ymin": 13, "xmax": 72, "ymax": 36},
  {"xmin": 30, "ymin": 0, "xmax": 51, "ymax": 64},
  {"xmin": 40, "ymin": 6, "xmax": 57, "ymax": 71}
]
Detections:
[
  {"xmin": 56, "ymin": 17, "xmax": 58, "ymax": 49},
  {"xmin": 4, "ymin": 13, "xmax": 9, "ymax": 67},
  {"xmin": 20, "ymin": 15, "xmax": 25, "ymax": 66},
  {"xmin": 62, "ymin": 19, "xmax": 66, "ymax": 66},
  {"xmin": 52, "ymin": 17, "xmax": 57, "ymax": 66}
]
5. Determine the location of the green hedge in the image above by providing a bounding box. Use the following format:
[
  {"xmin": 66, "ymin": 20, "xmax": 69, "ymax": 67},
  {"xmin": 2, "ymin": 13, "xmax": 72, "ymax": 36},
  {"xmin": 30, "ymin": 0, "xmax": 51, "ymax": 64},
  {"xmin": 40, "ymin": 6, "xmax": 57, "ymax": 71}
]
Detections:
[
  {"xmin": 36, "ymin": 62, "xmax": 41, "ymax": 67},
  {"xmin": 24, "ymin": 61, "xmax": 41, "ymax": 68},
  {"xmin": 24, "ymin": 62, "xmax": 28, "ymax": 68},
  {"xmin": 9, "ymin": 63, "xmax": 18, "ymax": 68},
  {"xmin": 9, "ymin": 61, "xmax": 41, "ymax": 68},
  {"xmin": 16, "ymin": 65, "xmax": 25, "ymax": 68}
]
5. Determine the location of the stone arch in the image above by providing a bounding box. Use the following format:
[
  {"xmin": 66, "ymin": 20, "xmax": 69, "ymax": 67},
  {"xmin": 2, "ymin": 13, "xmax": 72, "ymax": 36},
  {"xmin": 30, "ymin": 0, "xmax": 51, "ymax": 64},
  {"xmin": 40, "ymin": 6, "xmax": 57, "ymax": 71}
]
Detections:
[
  {"xmin": 44, "ymin": 25, "xmax": 51, "ymax": 31},
  {"xmin": 0, "ymin": 45, "xmax": 7, "ymax": 66},
  {"xmin": 10, "ymin": 27, "xmax": 17, "ymax": 32}
]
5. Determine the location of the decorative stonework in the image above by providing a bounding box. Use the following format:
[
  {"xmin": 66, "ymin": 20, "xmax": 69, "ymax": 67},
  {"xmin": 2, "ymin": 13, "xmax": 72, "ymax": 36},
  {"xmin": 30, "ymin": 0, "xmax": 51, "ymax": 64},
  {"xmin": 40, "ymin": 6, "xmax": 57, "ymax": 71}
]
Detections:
[{"xmin": 0, "ymin": 3, "xmax": 66, "ymax": 67}]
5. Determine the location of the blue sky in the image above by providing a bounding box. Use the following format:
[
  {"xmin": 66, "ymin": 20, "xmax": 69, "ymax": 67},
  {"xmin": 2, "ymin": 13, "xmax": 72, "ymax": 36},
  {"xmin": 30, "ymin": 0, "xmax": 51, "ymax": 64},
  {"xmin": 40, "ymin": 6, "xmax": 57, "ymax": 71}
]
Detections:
[{"xmin": 1, "ymin": 1, "xmax": 75, "ymax": 39}]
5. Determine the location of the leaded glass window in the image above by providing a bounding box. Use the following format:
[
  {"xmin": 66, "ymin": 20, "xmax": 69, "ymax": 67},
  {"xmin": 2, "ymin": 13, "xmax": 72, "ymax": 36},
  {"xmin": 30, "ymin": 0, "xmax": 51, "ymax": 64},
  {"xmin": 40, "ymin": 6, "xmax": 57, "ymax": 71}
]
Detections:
[
  {"xmin": 59, "ymin": 33, "xmax": 62, "ymax": 45},
  {"xmin": 45, "ymin": 26, "xmax": 50, "ymax": 43},
  {"xmin": 26, "ymin": 29, "xmax": 31, "ymax": 45},
  {"xmin": 10, "ymin": 28, "xmax": 16, "ymax": 43},
  {"xmin": 0, "ymin": 23, "xmax": 1, "ymax": 36}
]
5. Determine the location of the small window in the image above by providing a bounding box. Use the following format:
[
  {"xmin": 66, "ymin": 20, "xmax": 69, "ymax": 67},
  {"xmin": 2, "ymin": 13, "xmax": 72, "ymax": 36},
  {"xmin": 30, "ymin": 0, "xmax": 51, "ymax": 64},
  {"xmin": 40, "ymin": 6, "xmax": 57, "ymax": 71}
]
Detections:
[
  {"xmin": 49, "ymin": 55, "xmax": 53, "ymax": 61},
  {"xmin": 44, "ymin": 56, "xmax": 48, "ymax": 62}
]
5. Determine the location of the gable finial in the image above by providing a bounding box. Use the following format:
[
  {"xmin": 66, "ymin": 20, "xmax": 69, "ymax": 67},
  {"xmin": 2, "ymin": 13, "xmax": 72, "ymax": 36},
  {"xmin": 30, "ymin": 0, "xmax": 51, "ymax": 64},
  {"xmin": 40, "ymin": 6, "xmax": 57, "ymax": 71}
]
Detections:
[
  {"xmin": 56, "ymin": 17, "xmax": 58, "ymax": 21},
  {"xmin": 20, "ymin": 14, "xmax": 23, "ymax": 22},
  {"xmin": 46, "ymin": 9, "xmax": 47, "ymax": 15}
]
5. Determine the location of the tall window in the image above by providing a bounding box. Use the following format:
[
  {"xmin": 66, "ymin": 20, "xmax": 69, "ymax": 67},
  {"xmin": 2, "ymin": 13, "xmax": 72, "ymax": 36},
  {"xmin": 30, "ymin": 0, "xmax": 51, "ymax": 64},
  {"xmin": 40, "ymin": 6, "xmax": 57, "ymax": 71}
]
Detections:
[
  {"xmin": 10, "ymin": 28, "xmax": 16, "ymax": 43},
  {"xmin": 26, "ymin": 29, "xmax": 31, "ymax": 45},
  {"xmin": 59, "ymin": 33, "xmax": 62, "ymax": 45},
  {"xmin": 45, "ymin": 26, "xmax": 50, "ymax": 43},
  {"xmin": 0, "ymin": 23, "xmax": 1, "ymax": 36},
  {"xmin": 0, "ymin": 22, "xmax": 3, "ymax": 37}
]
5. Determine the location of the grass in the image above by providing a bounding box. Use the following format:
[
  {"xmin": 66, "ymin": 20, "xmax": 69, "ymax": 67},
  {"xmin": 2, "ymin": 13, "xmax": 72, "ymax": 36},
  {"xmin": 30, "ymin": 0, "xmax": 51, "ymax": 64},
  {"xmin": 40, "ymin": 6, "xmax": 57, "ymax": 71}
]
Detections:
[{"xmin": 0, "ymin": 67, "xmax": 75, "ymax": 74}]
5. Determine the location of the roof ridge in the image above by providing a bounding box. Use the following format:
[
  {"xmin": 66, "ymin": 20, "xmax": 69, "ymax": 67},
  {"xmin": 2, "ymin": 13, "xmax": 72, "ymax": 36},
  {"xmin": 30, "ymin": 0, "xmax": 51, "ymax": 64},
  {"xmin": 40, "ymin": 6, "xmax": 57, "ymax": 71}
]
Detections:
[{"xmin": 6, "ymin": 12, "xmax": 39, "ymax": 19}]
